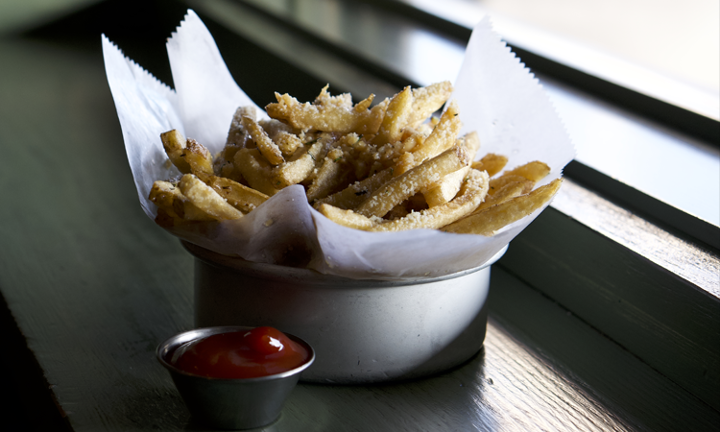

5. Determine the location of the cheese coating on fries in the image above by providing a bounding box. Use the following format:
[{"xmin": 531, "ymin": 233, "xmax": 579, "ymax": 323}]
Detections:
[{"xmin": 148, "ymin": 82, "xmax": 560, "ymax": 235}]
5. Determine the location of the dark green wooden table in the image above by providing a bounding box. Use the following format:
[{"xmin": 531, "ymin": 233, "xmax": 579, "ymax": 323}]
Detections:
[{"xmin": 1, "ymin": 2, "xmax": 718, "ymax": 430}]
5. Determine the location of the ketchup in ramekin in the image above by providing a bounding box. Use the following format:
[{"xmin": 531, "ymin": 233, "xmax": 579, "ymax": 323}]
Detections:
[{"xmin": 172, "ymin": 326, "xmax": 311, "ymax": 379}]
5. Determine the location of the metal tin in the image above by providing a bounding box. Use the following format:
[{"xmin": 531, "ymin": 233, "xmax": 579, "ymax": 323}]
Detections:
[
  {"xmin": 185, "ymin": 241, "xmax": 507, "ymax": 384},
  {"xmin": 157, "ymin": 326, "xmax": 315, "ymax": 430}
]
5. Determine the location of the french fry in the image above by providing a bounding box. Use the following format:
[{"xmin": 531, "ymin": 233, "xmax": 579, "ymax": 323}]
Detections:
[
  {"xmin": 254, "ymin": 119, "xmax": 303, "ymax": 156},
  {"xmin": 461, "ymin": 131, "xmax": 481, "ymax": 156},
  {"xmin": 161, "ymin": 129, "xmax": 191, "ymax": 174},
  {"xmin": 442, "ymin": 178, "xmax": 562, "ymax": 236},
  {"xmin": 214, "ymin": 112, "xmax": 247, "ymax": 182},
  {"xmin": 226, "ymin": 107, "xmax": 252, "ymax": 148},
  {"xmin": 266, "ymin": 85, "xmax": 389, "ymax": 135},
  {"xmin": 384, "ymin": 193, "xmax": 428, "ymax": 220},
  {"xmin": 184, "ymin": 138, "xmax": 214, "ymax": 177},
  {"xmin": 271, "ymin": 137, "xmax": 326, "ymax": 188},
  {"xmin": 306, "ymin": 148, "xmax": 353, "ymax": 202},
  {"xmin": 149, "ymin": 180, "xmax": 183, "ymax": 215},
  {"xmin": 178, "ymin": 174, "xmax": 244, "ymax": 220},
  {"xmin": 488, "ymin": 174, "xmax": 528, "ymax": 196},
  {"xmin": 471, "ymin": 153, "xmax": 508, "ymax": 177},
  {"xmin": 406, "ymin": 81, "xmax": 453, "ymax": 128},
  {"xmin": 233, "ymin": 148, "xmax": 281, "ymax": 196},
  {"xmin": 160, "ymin": 130, "xmax": 214, "ymax": 177},
  {"xmin": 474, "ymin": 177, "xmax": 533, "ymax": 212},
  {"xmin": 423, "ymin": 166, "xmax": 471, "ymax": 207},
  {"xmin": 241, "ymin": 108, "xmax": 284, "ymax": 166},
  {"xmin": 205, "ymin": 176, "xmax": 269, "ymax": 213},
  {"xmin": 320, "ymin": 169, "xmax": 489, "ymax": 232},
  {"xmin": 149, "ymin": 180, "xmax": 214, "ymax": 222},
  {"xmin": 502, "ymin": 161, "xmax": 551, "ymax": 182},
  {"xmin": 317, "ymin": 204, "xmax": 377, "ymax": 230},
  {"xmin": 275, "ymin": 131, "xmax": 304, "ymax": 156},
  {"xmin": 372, "ymin": 86, "xmax": 413, "ymax": 145},
  {"xmin": 376, "ymin": 169, "xmax": 488, "ymax": 231},
  {"xmin": 395, "ymin": 100, "xmax": 461, "ymax": 175},
  {"xmin": 214, "ymin": 159, "xmax": 245, "ymax": 183},
  {"xmin": 314, "ymin": 167, "xmax": 393, "ymax": 210},
  {"xmin": 355, "ymin": 144, "xmax": 471, "ymax": 218},
  {"xmin": 422, "ymin": 131, "xmax": 481, "ymax": 207},
  {"xmin": 487, "ymin": 161, "xmax": 549, "ymax": 195},
  {"xmin": 399, "ymin": 128, "xmax": 426, "ymax": 153}
]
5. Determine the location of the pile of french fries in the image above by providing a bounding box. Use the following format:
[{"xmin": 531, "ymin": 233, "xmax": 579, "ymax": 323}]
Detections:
[{"xmin": 149, "ymin": 82, "xmax": 561, "ymax": 236}]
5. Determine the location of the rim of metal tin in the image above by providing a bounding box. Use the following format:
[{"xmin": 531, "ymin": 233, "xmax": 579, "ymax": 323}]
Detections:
[
  {"xmin": 157, "ymin": 325, "xmax": 316, "ymax": 382},
  {"xmin": 181, "ymin": 241, "xmax": 508, "ymax": 287}
]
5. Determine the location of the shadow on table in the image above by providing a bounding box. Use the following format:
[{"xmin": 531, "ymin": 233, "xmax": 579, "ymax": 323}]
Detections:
[{"xmin": 278, "ymin": 348, "xmax": 500, "ymax": 432}]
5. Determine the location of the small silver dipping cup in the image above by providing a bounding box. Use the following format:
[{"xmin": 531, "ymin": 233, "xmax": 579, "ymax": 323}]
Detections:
[{"xmin": 157, "ymin": 326, "xmax": 315, "ymax": 430}]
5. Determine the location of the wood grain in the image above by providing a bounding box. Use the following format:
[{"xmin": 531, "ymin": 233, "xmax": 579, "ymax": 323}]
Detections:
[{"xmin": 1, "ymin": 3, "xmax": 718, "ymax": 431}]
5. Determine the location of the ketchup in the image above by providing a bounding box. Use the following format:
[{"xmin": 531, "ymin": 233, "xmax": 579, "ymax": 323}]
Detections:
[{"xmin": 172, "ymin": 327, "xmax": 310, "ymax": 379}]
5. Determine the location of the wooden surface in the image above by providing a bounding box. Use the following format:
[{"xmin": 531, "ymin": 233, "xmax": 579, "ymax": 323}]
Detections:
[{"xmin": 1, "ymin": 1, "xmax": 719, "ymax": 431}]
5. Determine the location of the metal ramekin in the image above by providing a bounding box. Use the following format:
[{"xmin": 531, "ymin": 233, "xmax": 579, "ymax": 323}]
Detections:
[
  {"xmin": 184, "ymin": 241, "xmax": 506, "ymax": 384},
  {"xmin": 157, "ymin": 326, "xmax": 315, "ymax": 429}
]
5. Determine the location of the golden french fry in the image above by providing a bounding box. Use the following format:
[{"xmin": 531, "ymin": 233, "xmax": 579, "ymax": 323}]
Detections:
[
  {"xmin": 214, "ymin": 160, "xmax": 245, "ymax": 183},
  {"xmin": 385, "ymin": 202, "xmax": 411, "ymax": 221},
  {"xmin": 149, "ymin": 180, "xmax": 214, "ymax": 222},
  {"xmin": 266, "ymin": 85, "xmax": 389, "ymax": 134},
  {"xmin": 241, "ymin": 109, "xmax": 284, "ymax": 166},
  {"xmin": 406, "ymin": 81, "xmax": 453, "ymax": 128},
  {"xmin": 214, "ymin": 117, "xmax": 246, "ymax": 181},
  {"xmin": 320, "ymin": 169, "xmax": 488, "ymax": 232},
  {"xmin": 375, "ymin": 169, "xmax": 488, "ymax": 231},
  {"xmin": 422, "ymin": 131, "xmax": 482, "ymax": 206},
  {"xmin": 160, "ymin": 130, "xmax": 214, "ymax": 178},
  {"xmin": 184, "ymin": 138, "xmax": 214, "ymax": 177},
  {"xmin": 502, "ymin": 160, "xmax": 551, "ymax": 182},
  {"xmin": 317, "ymin": 204, "xmax": 377, "ymax": 230},
  {"xmin": 306, "ymin": 148, "xmax": 353, "ymax": 202},
  {"xmin": 395, "ymin": 100, "xmax": 461, "ymax": 175},
  {"xmin": 474, "ymin": 177, "xmax": 533, "ymax": 211},
  {"xmin": 234, "ymin": 148, "xmax": 281, "ymax": 196},
  {"xmin": 178, "ymin": 174, "xmax": 244, "ymax": 220},
  {"xmin": 226, "ymin": 107, "xmax": 252, "ymax": 148},
  {"xmin": 356, "ymin": 145, "xmax": 471, "ymax": 218},
  {"xmin": 399, "ymin": 128, "xmax": 426, "ymax": 153},
  {"xmin": 442, "ymin": 178, "xmax": 563, "ymax": 236},
  {"xmin": 205, "ymin": 176, "xmax": 269, "ymax": 213},
  {"xmin": 460, "ymin": 131, "xmax": 481, "ymax": 157},
  {"xmin": 488, "ymin": 174, "xmax": 527, "ymax": 196},
  {"xmin": 372, "ymin": 86, "xmax": 413, "ymax": 145},
  {"xmin": 257, "ymin": 119, "xmax": 303, "ymax": 156},
  {"xmin": 314, "ymin": 167, "xmax": 393, "ymax": 210},
  {"xmin": 149, "ymin": 180, "xmax": 182, "ymax": 214},
  {"xmin": 471, "ymin": 153, "xmax": 508, "ymax": 177},
  {"xmin": 271, "ymin": 137, "xmax": 326, "ymax": 188},
  {"xmin": 423, "ymin": 166, "xmax": 470, "ymax": 207},
  {"xmin": 275, "ymin": 131, "xmax": 304, "ymax": 156},
  {"xmin": 161, "ymin": 129, "xmax": 191, "ymax": 174}
]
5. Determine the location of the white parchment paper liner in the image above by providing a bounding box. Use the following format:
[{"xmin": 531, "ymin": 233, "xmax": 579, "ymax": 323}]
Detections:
[{"xmin": 102, "ymin": 10, "xmax": 575, "ymax": 280}]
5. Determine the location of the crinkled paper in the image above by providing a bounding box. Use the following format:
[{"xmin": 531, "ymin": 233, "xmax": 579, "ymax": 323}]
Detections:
[{"xmin": 102, "ymin": 10, "xmax": 575, "ymax": 280}]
